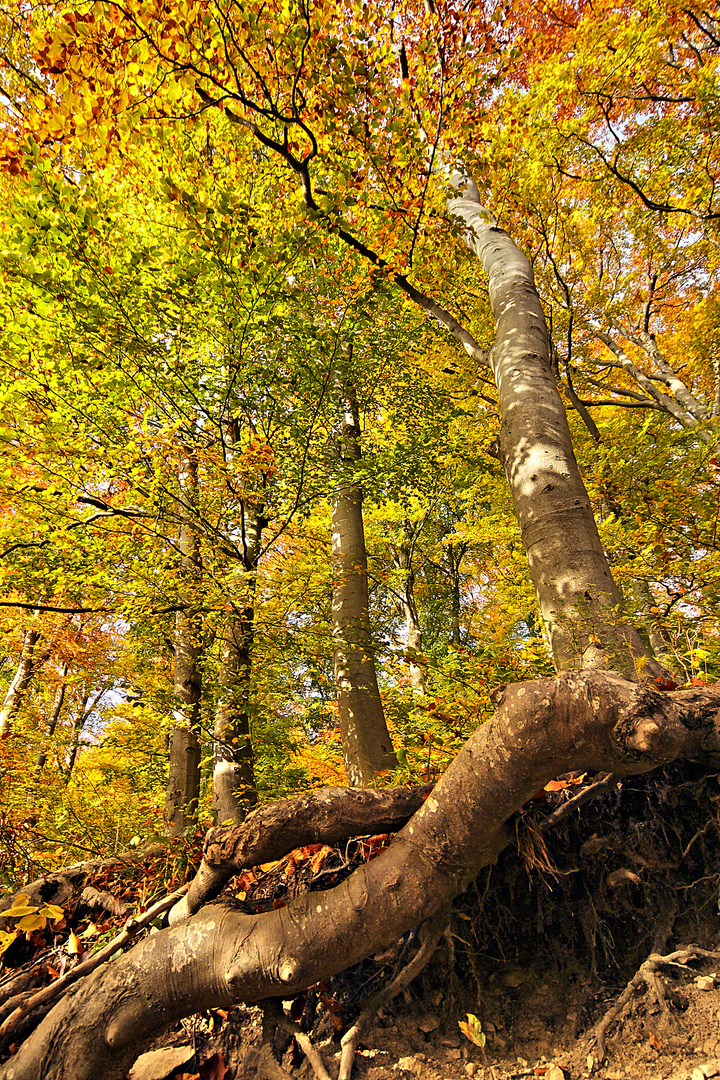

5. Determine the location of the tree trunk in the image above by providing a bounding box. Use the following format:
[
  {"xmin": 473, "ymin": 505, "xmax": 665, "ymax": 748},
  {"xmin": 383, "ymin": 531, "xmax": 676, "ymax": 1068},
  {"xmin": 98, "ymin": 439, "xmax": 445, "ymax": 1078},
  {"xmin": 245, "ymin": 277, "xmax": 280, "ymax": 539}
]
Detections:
[
  {"xmin": 331, "ymin": 374, "xmax": 398, "ymax": 785},
  {"xmin": 392, "ymin": 529, "xmax": 425, "ymax": 692},
  {"xmin": 5, "ymin": 673, "xmax": 718, "ymax": 1080},
  {"xmin": 445, "ymin": 540, "xmax": 467, "ymax": 648},
  {"xmin": 34, "ymin": 663, "xmax": 69, "ymax": 771},
  {"xmin": 0, "ymin": 630, "xmax": 49, "ymax": 737},
  {"xmin": 64, "ymin": 693, "xmax": 89, "ymax": 781},
  {"xmin": 212, "ymin": 500, "xmax": 263, "ymax": 824},
  {"xmin": 447, "ymin": 174, "xmax": 669, "ymax": 680},
  {"xmin": 627, "ymin": 575, "xmax": 677, "ymax": 676},
  {"xmin": 165, "ymin": 446, "xmax": 202, "ymax": 836}
]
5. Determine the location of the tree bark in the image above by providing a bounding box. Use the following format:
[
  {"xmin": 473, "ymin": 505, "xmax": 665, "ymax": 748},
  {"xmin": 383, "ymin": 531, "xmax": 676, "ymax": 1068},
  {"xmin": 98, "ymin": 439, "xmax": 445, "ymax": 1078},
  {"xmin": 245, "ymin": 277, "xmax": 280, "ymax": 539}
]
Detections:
[
  {"xmin": 392, "ymin": 526, "xmax": 425, "ymax": 692},
  {"xmin": 331, "ymin": 374, "xmax": 398, "ymax": 785},
  {"xmin": 212, "ymin": 499, "xmax": 263, "ymax": 824},
  {"xmin": 593, "ymin": 327, "xmax": 711, "ymax": 441},
  {"xmin": 631, "ymin": 329, "xmax": 711, "ymax": 424},
  {"xmin": 169, "ymin": 783, "xmax": 431, "ymax": 923},
  {"xmin": 165, "ymin": 445, "xmax": 202, "ymax": 836},
  {"xmin": 4, "ymin": 673, "xmax": 718, "ymax": 1080},
  {"xmin": 445, "ymin": 540, "xmax": 467, "ymax": 648},
  {"xmin": 447, "ymin": 175, "xmax": 669, "ymax": 680},
  {"xmin": 0, "ymin": 630, "xmax": 50, "ymax": 737},
  {"xmin": 34, "ymin": 663, "xmax": 68, "ymax": 771}
]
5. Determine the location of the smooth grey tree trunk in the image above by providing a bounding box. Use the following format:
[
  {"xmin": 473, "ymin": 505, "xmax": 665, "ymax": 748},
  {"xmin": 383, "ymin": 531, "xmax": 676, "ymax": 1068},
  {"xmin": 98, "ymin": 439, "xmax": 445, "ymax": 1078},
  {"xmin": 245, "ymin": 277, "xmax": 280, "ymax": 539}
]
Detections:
[
  {"xmin": 331, "ymin": 375, "xmax": 398, "ymax": 785},
  {"xmin": 165, "ymin": 446, "xmax": 202, "ymax": 836},
  {"xmin": 212, "ymin": 498, "xmax": 263, "ymax": 824},
  {"xmin": 392, "ymin": 527, "xmax": 425, "ymax": 692},
  {"xmin": 447, "ymin": 173, "xmax": 669, "ymax": 680}
]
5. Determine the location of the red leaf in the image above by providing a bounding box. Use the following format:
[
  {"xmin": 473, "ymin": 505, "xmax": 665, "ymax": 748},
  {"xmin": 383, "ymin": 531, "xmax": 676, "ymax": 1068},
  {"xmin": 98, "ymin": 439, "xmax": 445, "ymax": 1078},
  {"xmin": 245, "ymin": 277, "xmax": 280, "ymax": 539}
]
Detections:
[{"xmin": 653, "ymin": 677, "xmax": 679, "ymax": 691}]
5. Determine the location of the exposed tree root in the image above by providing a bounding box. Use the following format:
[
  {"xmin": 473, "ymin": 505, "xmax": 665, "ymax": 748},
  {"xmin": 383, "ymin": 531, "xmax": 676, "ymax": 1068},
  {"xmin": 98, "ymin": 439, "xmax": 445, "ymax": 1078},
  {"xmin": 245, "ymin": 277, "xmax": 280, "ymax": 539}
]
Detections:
[
  {"xmin": 0, "ymin": 884, "xmax": 188, "ymax": 1052},
  {"xmin": 539, "ymin": 772, "xmax": 620, "ymax": 831},
  {"xmin": 0, "ymin": 673, "xmax": 717, "ymax": 1080},
  {"xmin": 337, "ymin": 908, "xmax": 450, "ymax": 1080},
  {"xmin": 170, "ymin": 785, "xmax": 431, "ymax": 924},
  {"xmin": 589, "ymin": 945, "xmax": 720, "ymax": 1071},
  {"xmin": 257, "ymin": 998, "xmax": 334, "ymax": 1080},
  {"xmin": 0, "ymin": 844, "xmax": 168, "ymax": 919}
]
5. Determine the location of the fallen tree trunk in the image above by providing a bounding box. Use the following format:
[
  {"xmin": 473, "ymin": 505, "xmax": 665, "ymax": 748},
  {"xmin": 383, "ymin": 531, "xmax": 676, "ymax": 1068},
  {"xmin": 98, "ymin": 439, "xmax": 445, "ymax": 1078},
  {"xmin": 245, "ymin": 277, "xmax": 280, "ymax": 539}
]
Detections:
[{"xmin": 2, "ymin": 671, "xmax": 717, "ymax": 1080}]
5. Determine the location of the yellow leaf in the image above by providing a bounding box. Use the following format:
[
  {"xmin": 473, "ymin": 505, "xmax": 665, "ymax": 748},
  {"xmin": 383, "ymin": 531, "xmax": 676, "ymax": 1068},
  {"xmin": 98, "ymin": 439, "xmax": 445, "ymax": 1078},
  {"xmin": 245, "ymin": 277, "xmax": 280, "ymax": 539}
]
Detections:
[
  {"xmin": 5, "ymin": 901, "xmax": 38, "ymax": 919},
  {"xmin": 17, "ymin": 912, "xmax": 47, "ymax": 932},
  {"xmin": 458, "ymin": 1014, "xmax": 486, "ymax": 1047},
  {"xmin": 39, "ymin": 903, "xmax": 65, "ymax": 922},
  {"xmin": 259, "ymin": 861, "xmax": 280, "ymax": 873},
  {"xmin": 0, "ymin": 930, "xmax": 17, "ymax": 957},
  {"xmin": 67, "ymin": 929, "xmax": 83, "ymax": 955}
]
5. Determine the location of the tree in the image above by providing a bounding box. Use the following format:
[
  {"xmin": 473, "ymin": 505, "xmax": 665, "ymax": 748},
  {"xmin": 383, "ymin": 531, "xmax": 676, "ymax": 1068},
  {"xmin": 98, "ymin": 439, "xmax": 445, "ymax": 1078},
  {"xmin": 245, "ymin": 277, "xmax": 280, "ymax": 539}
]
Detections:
[
  {"xmin": 0, "ymin": 2, "xmax": 719, "ymax": 1076},
  {"xmin": 164, "ymin": 436, "xmax": 203, "ymax": 834},
  {"xmin": 330, "ymin": 367, "xmax": 398, "ymax": 783}
]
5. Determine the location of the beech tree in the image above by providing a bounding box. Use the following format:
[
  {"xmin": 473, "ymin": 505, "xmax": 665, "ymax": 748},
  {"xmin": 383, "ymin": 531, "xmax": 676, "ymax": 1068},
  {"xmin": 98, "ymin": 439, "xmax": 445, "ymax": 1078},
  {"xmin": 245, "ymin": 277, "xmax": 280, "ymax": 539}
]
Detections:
[
  {"xmin": 1, "ymin": 1, "xmax": 719, "ymax": 1077},
  {"xmin": 330, "ymin": 368, "xmax": 398, "ymax": 783}
]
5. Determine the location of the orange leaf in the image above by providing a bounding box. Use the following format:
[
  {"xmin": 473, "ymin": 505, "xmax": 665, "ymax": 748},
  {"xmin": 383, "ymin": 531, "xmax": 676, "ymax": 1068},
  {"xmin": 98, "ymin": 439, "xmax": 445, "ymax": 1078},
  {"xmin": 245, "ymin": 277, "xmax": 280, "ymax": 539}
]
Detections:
[{"xmin": 309, "ymin": 845, "xmax": 334, "ymax": 874}]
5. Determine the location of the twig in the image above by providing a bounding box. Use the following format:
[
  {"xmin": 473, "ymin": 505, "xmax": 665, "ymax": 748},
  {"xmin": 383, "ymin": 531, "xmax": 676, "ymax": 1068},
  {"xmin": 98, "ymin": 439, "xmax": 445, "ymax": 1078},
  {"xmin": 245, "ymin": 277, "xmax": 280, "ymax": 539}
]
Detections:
[
  {"xmin": 0, "ymin": 884, "xmax": 188, "ymax": 1047},
  {"xmin": 540, "ymin": 773, "xmax": 620, "ymax": 830}
]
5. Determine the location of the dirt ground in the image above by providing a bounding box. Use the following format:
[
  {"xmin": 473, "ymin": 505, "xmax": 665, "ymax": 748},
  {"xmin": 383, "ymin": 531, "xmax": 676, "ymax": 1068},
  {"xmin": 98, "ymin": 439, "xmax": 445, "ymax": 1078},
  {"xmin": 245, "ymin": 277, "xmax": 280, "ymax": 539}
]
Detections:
[{"xmin": 147, "ymin": 952, "xmax": 720, "ymax": 1080}]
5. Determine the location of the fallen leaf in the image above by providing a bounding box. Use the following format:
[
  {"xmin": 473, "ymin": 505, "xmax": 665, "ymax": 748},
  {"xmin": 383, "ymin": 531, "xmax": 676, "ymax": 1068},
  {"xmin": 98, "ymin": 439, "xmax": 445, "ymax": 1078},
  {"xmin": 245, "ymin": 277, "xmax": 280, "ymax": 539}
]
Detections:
[
  {"xmin": 309, "ymin": 845, "xmax": 334, "ymax": 874},
  {"xmin": 67, "ymin": 929, "xmax": 84, "ymax": 955},
  {"xmin": 0, "ymin": 930, "xmax": 18, "ymax": 956},
  {"xmin": 653, "ymin": 677, "xmax": 679, "ymax": 691},
  {"xmin": 258, "ymin": 860, "xmax": 280, "ymax": 873}
]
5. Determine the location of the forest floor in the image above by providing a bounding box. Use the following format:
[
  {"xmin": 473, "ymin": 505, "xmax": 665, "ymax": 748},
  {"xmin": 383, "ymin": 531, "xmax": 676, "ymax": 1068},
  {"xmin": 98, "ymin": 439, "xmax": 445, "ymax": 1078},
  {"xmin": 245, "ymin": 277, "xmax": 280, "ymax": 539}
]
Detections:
[{"xmin": 131, "ymin": 932, "xmax": 720, "ymax": 1080}]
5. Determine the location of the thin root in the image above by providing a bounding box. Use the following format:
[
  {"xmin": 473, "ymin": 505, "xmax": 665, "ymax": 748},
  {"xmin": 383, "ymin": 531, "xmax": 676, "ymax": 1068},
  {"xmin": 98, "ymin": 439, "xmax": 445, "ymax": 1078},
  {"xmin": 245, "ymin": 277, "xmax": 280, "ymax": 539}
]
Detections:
[
  {"xmin": 590, "ymin": 944, "xmax": 720, "ymax": 1071},
  {"xmin": 338, "ymin": 907, "xmax": 450, "ymax": 1080}
]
